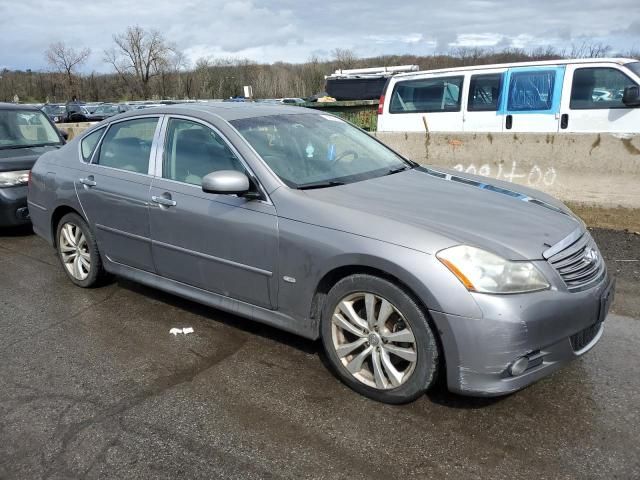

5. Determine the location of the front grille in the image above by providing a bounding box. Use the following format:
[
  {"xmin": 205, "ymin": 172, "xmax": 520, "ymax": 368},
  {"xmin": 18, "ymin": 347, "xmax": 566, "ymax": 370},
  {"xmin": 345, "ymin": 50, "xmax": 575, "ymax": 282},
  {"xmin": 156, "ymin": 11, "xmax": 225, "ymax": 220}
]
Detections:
[
  {"xmin": 547, "ymin": 233, "xmax": 605, "ymax": 291},
  {"xmin": 570, "ymin": 322, "xmax": 602, "ymax": 352}
]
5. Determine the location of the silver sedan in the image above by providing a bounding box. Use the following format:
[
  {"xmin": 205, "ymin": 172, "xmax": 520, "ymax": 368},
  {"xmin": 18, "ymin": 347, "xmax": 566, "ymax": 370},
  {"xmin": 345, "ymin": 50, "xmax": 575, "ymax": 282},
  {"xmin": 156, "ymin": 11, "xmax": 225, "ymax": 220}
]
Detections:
[{"xmin": 27, "ymin": 104, "xmax": 614, "ymax": 403}]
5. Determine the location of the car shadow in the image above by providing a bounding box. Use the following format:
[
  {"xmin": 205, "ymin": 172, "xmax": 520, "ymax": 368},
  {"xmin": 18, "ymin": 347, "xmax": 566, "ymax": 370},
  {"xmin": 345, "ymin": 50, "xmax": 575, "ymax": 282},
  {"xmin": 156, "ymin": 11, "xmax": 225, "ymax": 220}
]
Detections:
[
  {"xmin": 0, "ymin": 225, "xmax": 34, "ymax": 237},
  {"xmin": 116, "ymin": 277, "xmax": 505, "ymax": 409}
]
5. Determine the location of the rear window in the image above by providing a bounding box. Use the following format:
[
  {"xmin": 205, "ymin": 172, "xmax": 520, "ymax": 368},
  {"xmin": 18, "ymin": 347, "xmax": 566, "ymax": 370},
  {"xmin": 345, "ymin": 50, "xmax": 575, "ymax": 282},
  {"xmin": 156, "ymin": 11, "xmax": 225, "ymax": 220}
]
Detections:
[{"xmin": 389, "ymin": 76, "xmax": 464, "ymax": 113}]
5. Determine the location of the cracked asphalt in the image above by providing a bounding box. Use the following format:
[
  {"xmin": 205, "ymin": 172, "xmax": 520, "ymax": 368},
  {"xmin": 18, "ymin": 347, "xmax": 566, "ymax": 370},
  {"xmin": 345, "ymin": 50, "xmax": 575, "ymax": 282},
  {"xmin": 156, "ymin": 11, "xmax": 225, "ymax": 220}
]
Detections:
[{"xmin": 1, "ymin": 227, "xmax": 639, "ymax": 479}]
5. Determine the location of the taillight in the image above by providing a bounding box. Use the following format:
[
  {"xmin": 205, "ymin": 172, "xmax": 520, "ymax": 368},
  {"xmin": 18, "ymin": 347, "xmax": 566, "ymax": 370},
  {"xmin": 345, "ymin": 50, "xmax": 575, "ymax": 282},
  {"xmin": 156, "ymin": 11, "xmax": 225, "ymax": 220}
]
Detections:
[{"xmin": 377, "ymin": 94, "xmax": 385, "ymax": 115}]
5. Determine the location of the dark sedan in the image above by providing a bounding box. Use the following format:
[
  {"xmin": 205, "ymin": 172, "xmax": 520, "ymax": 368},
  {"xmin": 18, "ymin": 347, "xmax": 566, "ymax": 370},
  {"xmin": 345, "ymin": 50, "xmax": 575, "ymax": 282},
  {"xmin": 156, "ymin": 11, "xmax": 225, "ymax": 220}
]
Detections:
[
  {"xmin": 0, "ymin": 103, "xmax": 65, "ymax": 226},
  {"xmin": 87, "ymin": 103, "xmax": 131, "ymax": 121}
]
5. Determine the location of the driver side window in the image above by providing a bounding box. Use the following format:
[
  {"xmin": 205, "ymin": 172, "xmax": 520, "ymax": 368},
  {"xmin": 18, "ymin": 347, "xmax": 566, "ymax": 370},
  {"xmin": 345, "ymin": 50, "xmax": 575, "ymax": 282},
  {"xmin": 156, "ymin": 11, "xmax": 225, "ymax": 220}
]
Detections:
[{"xmin": 163, "ymin": 118, "xmax": 244, "ymax": 186}]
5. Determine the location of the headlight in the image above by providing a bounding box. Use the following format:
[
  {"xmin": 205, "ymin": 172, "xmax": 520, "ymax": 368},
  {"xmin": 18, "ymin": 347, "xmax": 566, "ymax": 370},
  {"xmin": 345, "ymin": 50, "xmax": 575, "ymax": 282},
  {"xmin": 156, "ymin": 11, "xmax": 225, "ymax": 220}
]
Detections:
[
  {"xmin": 0, "ymin": 170, "xmax": 30, "ymax": 188},
  {"xmin": 437, "ymin": 245, "xmax": 549, "ymax": 294}
]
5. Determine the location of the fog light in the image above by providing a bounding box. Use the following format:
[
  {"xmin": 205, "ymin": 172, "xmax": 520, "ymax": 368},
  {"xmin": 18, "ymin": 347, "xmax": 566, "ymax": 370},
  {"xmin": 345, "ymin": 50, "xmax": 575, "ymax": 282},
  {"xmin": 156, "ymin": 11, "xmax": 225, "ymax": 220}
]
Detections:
[{"xmin": 509, "ymin": 357, "xmax": 529, "ymax": 376}]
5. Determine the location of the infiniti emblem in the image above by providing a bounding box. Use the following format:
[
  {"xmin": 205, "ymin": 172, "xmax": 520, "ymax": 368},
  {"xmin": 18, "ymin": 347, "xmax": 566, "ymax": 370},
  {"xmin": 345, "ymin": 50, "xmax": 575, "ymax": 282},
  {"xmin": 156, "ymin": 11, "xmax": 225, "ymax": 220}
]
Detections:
[{"xmin": 585, "ymin": 248, "xmax": 598, "ymax": 263}]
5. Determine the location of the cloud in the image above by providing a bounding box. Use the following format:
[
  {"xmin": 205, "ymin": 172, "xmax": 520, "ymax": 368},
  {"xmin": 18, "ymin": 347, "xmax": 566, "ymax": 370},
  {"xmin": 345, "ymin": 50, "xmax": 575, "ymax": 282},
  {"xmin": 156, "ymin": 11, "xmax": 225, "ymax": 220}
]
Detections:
[{"xmin": 1, "ymin": 0, "xmax": 639, "ymax": 73}]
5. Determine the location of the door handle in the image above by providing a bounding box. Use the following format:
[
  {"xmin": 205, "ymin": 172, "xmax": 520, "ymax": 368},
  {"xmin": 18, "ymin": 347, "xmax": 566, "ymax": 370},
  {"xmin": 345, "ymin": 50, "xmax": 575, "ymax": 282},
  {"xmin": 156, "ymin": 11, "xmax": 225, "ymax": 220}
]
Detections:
[
  {"xmin": 561, "ymin": 113, "xmax": 569, "ymax": 130},
  {"xmin": 505, "ymin": 114, "xmax": 513, "ymax": 130},
  {"xmin": 151, "ymin": 195, "xmax": 177, "ymax": 207},
  {"xmin": 79, "ymin": 176, "xmax": 96, "ymax": 187}
]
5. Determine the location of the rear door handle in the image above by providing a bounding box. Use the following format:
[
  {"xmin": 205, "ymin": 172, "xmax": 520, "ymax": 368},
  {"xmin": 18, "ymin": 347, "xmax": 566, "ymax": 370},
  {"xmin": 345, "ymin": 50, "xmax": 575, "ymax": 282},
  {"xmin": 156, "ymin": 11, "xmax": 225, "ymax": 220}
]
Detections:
[
  {"xmin": 151, "ymin": 195, "xmax": 177, "ymax": 207},
  {"xmin": 79, "ymin": 176, "xmax": 96, "ymax": 187},
  {"xmin": 505, "ymin": 114, "xmax": 513, "ymax": 130},
  {"xmin": 560, "ymin": 113, "xmax": 569, "ymax": 129}
]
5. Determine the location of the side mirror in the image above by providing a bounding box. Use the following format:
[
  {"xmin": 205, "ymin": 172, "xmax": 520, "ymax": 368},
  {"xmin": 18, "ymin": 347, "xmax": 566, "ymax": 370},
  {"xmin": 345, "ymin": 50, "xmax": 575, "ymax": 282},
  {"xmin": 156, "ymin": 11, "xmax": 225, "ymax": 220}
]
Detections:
[
  {"xmin": 58, "ymin": 129, "xmax": 69, "ymax": 141},
  {"xmin": 202, "ymin": 170, "xmax": 251, "ymax": 196},
  {"xmin": 622, "ymin": 85, "xmax": 640, "ymax": 107}
]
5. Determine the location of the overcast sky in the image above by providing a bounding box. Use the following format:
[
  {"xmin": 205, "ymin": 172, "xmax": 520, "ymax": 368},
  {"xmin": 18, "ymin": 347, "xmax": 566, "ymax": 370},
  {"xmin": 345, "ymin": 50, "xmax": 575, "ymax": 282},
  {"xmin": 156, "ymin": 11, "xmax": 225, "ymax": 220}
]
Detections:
[{"xmin": 1, "ymin": 0, "xmax": 639, "ymax": 72}]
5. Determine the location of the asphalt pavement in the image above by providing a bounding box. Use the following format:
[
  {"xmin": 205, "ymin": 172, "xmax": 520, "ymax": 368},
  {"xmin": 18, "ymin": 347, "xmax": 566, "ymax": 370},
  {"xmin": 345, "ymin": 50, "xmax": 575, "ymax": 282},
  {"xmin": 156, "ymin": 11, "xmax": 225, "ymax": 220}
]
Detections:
[{"xmin": 1, "ymin": 228, "xmax": 639, "ymax": 479}]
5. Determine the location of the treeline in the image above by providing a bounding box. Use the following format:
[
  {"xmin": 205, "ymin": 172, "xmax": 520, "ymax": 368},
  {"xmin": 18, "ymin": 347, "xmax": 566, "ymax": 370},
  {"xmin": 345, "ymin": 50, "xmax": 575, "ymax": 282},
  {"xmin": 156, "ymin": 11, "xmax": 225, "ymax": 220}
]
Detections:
[{"xmin": 1, "ymin": 26, "xmax": 636, "ymax": 104}]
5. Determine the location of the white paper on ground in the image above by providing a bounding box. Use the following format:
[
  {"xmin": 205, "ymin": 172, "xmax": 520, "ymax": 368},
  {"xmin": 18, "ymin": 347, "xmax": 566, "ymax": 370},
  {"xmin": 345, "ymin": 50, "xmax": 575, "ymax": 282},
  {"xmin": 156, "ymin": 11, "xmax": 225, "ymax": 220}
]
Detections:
[{"xmin": 170, "ymin": 327, "xmax": 194, "ymax": 335}]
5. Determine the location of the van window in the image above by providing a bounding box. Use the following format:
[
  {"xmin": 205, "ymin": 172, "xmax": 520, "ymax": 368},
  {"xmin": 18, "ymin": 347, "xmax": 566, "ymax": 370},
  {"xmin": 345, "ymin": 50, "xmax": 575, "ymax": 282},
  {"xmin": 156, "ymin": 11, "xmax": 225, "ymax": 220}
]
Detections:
[
  {"xmin": 570, "ymin": 67, "xmax": 638, "ymax": 110},
  {"xmin": 507, "ymin": 70, "xmax": 556, "ymax": 111},
  {"xmin": 390, "ymin": 76, "xmax": 464, "ymax": 113},
  {"xmin": 468, "ymin": 73, "xmax": 503, "ymax": 111}
]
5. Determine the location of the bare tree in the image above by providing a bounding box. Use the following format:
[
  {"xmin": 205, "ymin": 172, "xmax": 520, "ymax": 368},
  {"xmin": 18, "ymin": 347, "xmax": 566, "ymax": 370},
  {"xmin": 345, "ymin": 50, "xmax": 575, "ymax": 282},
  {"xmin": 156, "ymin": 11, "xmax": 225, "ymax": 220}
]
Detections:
[
  {"xmin": 104, "ymin": 25, "xmax": 174, "ymax": 99},
  {"xmin": 45, "ymin": 42, "xmax": 90, "ymax": 93},
  {"xmin": 569, "ymin": 41, "xmax": 611, "ymax": 58},
  {"xmin": 332, "ymin": 48, "xmax": 358, "ymax": 70}
]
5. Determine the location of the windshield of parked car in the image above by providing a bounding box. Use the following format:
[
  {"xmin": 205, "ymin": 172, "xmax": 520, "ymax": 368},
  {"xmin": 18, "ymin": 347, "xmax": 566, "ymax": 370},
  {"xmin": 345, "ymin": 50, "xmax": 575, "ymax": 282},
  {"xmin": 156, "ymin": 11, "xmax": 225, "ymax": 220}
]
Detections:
[
  {"xmin": 0, "ymin": 109, "xmax": 62, "ymax": 149},
  {"xmin": 94, "ymin": 105, "xmax": 119, "ymax": 114},
  {"xmin": 231, "ymin": 113, "xmax": 411, "ymax": 188},
  {"xmin": 627, "ymin": 62, "xmax": 640, "ymax": 78},
  {"xmin": 42, "ymin": 105, "xmax": 65, "ymax": 116}
]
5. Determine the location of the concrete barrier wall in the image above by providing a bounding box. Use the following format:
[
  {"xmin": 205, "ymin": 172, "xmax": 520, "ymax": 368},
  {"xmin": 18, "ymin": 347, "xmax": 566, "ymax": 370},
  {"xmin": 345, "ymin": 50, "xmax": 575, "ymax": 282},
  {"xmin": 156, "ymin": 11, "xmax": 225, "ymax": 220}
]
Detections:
[
  {"xmin": 374, "ymin": 132, "xmax": 640, "ymax": 231},
  {"xmin": 58, "ymin": 122, "xmax": 639, "ymax": 230}
]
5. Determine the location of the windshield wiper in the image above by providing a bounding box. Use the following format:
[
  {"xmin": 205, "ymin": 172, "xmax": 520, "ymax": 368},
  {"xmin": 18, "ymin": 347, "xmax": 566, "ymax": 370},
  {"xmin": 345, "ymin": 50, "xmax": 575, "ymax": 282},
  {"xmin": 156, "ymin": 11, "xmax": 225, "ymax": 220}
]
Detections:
[
  {"xmin": 297, "ymin": 180, "xmax": 346, "ymax": 190},
  {"xmin": 0, "ymin": 142, "xmax": 61, "ymax": 150},
  {"xmin": 386, "ymin": 165, "xmax": 412, "ymax": 176}
]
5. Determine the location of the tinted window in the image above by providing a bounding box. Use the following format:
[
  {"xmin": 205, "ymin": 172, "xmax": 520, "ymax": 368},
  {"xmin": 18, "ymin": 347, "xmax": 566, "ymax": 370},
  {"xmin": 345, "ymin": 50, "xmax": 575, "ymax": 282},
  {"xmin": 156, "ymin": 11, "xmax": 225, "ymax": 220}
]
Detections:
[
  {"xmin": 627, "ymin": 62, "xmax": 640, "ymax": 78},
  {"xmin": 163, "ymin": 118, "xmax": 244, "ymax": 186},
  {"xmin": 390, "ymin": 76, "xmax": 464, "ymax": 113},
  {"xmin": 570, "ymin": 67, "xmax": 638, "ymax": 109},
  {"xmin": 96, "ymin": 118, "xmax": 158, "ymax": 173},
  {"xmin": 507, "ymin": 70, "xmax": 556, "ymax": 111},
  {"xmin": 81, "ymin": 128, "xmax": 105, "ymax": 162},
  {"xmin": 468, "ymin": 73, "xmax": 503, "ymax": 111}
]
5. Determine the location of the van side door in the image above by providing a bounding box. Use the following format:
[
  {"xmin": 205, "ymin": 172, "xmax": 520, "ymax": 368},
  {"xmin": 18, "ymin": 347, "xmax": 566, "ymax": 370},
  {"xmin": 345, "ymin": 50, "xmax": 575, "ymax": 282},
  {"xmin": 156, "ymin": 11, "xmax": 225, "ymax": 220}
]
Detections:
[
  {"xmin": 560, "ymin": 63, "xmax": 640, "ymax": 133},
  {"xmin": 379, "ymin": 74, "xmax": 465, "ymax": 132},
  {"xmin": 463, "ymin": 70, "xmax": 506, "ymax": 132},
  {"xmin": 503, "ymin": 66, "xmax": 565, "ymax": 133}
]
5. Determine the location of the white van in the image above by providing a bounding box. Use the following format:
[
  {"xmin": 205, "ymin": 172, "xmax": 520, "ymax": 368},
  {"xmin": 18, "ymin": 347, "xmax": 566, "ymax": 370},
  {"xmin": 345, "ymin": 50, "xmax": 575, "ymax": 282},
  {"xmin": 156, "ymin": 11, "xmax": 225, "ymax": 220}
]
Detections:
[{"xmin": 376, "ymin": 58, "xmax": 640, "ymax": 133}]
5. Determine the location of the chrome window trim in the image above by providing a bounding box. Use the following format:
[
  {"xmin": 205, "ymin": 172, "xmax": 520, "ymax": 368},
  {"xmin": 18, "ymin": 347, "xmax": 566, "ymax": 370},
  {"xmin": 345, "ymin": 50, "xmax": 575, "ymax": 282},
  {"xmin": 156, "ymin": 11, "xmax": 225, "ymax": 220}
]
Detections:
[
  {"xmin": 88, "ymin": 115, "xmax": 163, "ymax": 178},
  {"xmin": 156, "ymin": 114, "xmax": 272, "ymax": 205}
]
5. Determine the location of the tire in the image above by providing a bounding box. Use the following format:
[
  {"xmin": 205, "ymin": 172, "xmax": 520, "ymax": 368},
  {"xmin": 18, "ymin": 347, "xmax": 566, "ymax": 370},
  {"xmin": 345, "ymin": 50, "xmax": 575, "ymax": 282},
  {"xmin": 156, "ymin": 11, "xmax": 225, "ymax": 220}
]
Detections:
[
  {"xmin": 55, "ymin": 212, "xmax": 106, "ymax": 288},
  {"xmin": 321, "ymin": 274, "xmax": 439, "ymax": 404}
]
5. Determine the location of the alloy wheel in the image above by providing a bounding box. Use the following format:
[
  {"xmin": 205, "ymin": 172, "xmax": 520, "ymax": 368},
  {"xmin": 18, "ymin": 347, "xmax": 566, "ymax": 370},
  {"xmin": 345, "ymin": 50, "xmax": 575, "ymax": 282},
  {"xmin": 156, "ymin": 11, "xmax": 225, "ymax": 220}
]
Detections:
[
  {"xmin": 59, "ymin": 222, "xmax": 91, "ymax": 281},
  {"xmin": 331, "ymin": 292, "xmax": 417, "ymax": 390}
]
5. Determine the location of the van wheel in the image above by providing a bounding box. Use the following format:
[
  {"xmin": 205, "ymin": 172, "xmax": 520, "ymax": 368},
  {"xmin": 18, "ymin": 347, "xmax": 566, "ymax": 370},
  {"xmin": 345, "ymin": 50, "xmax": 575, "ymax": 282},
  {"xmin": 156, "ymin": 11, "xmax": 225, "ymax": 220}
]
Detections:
[
  {"xmin": 321, "ymin": 274, "xmax": 439, "ymax": 404},
  {"xmin": 56, "ymin": 213, "xmax": 106, "ymax": 288}
]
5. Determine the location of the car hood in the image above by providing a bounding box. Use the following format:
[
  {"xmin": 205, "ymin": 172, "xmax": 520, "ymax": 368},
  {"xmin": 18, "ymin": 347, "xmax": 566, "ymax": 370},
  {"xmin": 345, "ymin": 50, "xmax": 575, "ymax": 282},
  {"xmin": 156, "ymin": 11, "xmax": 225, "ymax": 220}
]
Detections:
[
  {"xmin": 275, "ymin": 167, "xmax": 583, "ymax": 260},
  {"xmin": 0, "ymin": 145, "xmax": 62, "ymax": 172}
]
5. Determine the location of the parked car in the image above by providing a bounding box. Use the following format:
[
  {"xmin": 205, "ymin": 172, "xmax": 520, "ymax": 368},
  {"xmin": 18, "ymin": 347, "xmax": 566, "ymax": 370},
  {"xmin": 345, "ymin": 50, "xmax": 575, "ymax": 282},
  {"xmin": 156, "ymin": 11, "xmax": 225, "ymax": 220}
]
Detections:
[
  {"xmin": 87, "ymin": 103, "xmax": 131, "ymax": 121},
  {"xmin": 41, "ymin": 103, "xmax": 67, "ymax": 123},
  {"xmin": 377, "ymin": 58, "xmax": 640, "ymax": 133},
  {"xmin": 28, "ymin": 104, "xmax": 614, "ymax": 403},
  {"xmin": 0, "ymin": 103, "xmax": 65, "ymax": 226}
]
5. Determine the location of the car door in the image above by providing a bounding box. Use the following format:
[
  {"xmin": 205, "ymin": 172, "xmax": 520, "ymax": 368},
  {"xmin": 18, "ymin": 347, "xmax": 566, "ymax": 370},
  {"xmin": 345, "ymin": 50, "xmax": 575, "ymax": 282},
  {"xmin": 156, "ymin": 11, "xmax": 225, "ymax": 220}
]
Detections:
[
  {"xmin": 560, "ymin": 64, "xmax": 640, "ymax": 133},
  {"xmin": 148, "ymin": 116, "xmax": 278, "ymax": 309},
  {"xmin": 75, "ymin": 116, "xmax": 161, "ymax": 272},
  {"xmin": 503, "ymin": 66, "xmax": 565, "ymax": 132},
  {"xmin": 463, "ymin": 70, "xmax": 506, "ymax": 132}
]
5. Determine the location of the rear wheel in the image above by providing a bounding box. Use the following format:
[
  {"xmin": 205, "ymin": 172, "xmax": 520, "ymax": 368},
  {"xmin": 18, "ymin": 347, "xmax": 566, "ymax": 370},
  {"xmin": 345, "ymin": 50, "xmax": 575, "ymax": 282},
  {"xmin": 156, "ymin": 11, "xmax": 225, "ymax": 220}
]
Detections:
[
  {"xmin": 56, "ymin": 213, "xmax": 106, "ymax": 287},
  {"xmin": 321, "ymin": 274, "xmax": 439, "ymax": 404}
]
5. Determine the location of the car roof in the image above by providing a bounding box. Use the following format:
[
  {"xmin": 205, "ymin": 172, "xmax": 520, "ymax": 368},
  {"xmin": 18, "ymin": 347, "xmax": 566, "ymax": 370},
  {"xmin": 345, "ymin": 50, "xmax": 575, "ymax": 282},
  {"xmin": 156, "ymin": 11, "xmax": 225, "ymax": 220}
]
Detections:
[
  {"xmin": 0, "ymin": 102, "xmax": 42, "ymax": 111},
  {"xmin": 112, "ymin": 102, "xmax": 318, "ymax": 122}
]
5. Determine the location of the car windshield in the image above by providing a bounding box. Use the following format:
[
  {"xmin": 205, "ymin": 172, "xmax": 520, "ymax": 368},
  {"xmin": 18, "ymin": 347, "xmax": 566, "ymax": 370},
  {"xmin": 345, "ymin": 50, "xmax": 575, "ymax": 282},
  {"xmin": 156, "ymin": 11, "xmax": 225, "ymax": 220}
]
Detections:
[
  {"xmin": 42, "ymin": 105, "xmax": 65, "ymax": 115},
  {"xmin": 0, "ymin": 109, "xmax": 62, "ymax": 149},
  {"xmin": 231, "ymin": 113, "xmax": 410, "ymax": 188},
  {"xmin": 95, "ymin": 105, "xmax": 118, "ymax": 114}
]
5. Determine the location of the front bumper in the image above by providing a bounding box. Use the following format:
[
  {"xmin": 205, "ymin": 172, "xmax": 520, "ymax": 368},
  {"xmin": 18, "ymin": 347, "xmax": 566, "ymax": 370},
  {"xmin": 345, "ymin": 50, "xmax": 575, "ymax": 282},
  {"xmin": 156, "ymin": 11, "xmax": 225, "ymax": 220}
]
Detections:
[
  {"xmin": 430, "ymin": 273, "xmax": 614, "ymax": 396},
  {"xmin": 0, "ymin": 185, "xmax": 30, "ymax": 226}
]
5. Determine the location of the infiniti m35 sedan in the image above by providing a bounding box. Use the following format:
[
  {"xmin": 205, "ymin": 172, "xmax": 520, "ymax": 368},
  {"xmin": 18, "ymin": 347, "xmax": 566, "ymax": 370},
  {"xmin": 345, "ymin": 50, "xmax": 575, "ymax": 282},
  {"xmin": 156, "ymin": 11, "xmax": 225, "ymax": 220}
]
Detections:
[{"xmin": 27, "ymin": 104, "xmax": 614, "ymax": 403}]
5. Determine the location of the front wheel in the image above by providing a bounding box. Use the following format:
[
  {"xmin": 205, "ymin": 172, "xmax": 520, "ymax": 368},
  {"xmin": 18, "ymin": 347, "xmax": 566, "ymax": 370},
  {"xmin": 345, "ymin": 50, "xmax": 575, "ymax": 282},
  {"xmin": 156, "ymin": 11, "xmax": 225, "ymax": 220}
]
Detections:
[
  {"xmin": 321, "ymin": 274, "xmax": 439, "ymax": 404},
  {"xmin": 56, "ymin": 213, "xmax": 106, "ymax": 288}
]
